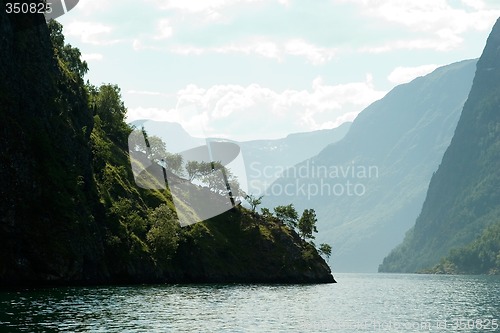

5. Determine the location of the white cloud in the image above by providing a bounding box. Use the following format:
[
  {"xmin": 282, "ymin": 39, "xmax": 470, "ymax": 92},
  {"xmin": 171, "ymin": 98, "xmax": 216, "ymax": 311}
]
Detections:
[
  {"xmin": 132, "ymin": 38, "xmax": 168, "ymax": 52},
  {"xmin": 148, "ymin": 0, "xmax": 284, "ymax": 12},
  {"xmin": 126, "ymin": 106, "xmax": 211, "ymax": 139},
  {"xmin": 154, "ymin": 19, "xmax": 174, "ymax": 40},
  {"xmin": 253, "ymin": 41, "xmax": 281, "ymax": 60},
  {"xmin": 170, "ymin": 39, "xmax": 337, "ymax": 65},
  {"xmin": 337, "ymin": 0, "xmax": 500, "ymax": 51},
  {"xmin": 81, "ymin": 53, "xmax": 103, "ymax": 61},
  {"xmin": 285, "ymin": 39, "xmax": 336, "ymax": 65},
  {"xmin": 461, "ymin": 0, "xmax": 485, "ymax": 10},
  {"xmin": 127, "ymin": 77, "xmax": 387, "ymax": 141},
  {"xmin": 144, "ymin": 0, "xmax": 289, "ymax": 24},
  {"xmin": 387, "ymin": 64, "xmax": 440, "ymax": 84},
  {"xmin": 73, "ymin": 0, "xmax": 112, "ymax": 13},
  {"xmin": 64, "ymin": 21, "xmax": 119, "ymax": 45},
  {"xmin": 135, "ymin": 36, "xmax": 334, "ymax": 63},
  {"xmin": 360, "ymin": 36, "xmax": 463, "ymax": 53},
  {"xmin": 170, "ymin": 45, "xmax": 205, "ymax": 55},
  {"xmin": 132, "ymin": 39, "xmax": 144, "ymax": 51}
]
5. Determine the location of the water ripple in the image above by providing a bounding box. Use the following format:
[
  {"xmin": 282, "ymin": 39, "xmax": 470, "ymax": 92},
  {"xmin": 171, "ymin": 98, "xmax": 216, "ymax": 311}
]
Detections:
[{"xmin": 1, "ymin": 274, "xmax": 499, "ymax": 332}]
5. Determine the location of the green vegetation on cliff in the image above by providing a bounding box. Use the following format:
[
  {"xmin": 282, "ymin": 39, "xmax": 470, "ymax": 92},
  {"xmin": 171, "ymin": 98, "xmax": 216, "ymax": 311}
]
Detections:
[
  {"xmin": 379, "ymin": 18, "xmax": 500, "ymax": 274},
  {"xmin": 421, "ymin": 221, "xmax": 500, "ymax": 275},
  {"xmin": 0, "ymin": 8, "xmax": 333, "ymax": 285}
]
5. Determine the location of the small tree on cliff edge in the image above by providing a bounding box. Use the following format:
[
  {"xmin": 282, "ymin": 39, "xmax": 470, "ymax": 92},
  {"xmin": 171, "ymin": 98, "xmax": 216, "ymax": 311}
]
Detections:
[
  {"xmin": 298, "ymin": 208, "xmax": 318, "ymax": 241},
  {"xmin": 319, "ymin": 243, "xmax": 332, "ymax": 262},
  {"xmin": 274, "ymin": 204, "xmax": 299, "ymax": 229},
  {"xmin": 246, "ymin": 194, "xmax": 263, "ymax": 213}
]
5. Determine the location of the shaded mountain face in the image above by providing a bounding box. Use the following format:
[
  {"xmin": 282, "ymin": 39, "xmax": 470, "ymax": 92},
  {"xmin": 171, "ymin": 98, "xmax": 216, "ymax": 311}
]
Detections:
[
  {"xmin": 263, "ymin": 59, "xmax": 477, "ymax": 272},
  {"xmin": 380, "ymin": 18, "xmax": 500, "ymax": 273},
  {"xmin": 131, "ymin": 120, "xmax": 351, "ymax": 196},
  {"xmin": 0, "ymin": 5, "xmax": 105, "ymax": 282}
]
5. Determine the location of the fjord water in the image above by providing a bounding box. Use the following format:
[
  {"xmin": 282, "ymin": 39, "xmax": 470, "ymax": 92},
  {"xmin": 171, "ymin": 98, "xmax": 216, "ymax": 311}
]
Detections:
[{"xmin": 1, "ymin": 274, "xmax": 499, "ymax": 332}]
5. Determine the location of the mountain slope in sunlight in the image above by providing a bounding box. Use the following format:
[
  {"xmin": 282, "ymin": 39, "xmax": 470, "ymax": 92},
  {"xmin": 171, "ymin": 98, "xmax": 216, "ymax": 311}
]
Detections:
[{"xmin": 264, "ymin": 59, "xmax": 477, "ymax": 272}]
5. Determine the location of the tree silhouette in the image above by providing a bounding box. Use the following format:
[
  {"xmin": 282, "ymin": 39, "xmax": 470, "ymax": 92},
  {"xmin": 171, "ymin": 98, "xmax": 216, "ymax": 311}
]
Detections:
[
  {"xmin": 298, "ymin": 209, "xmax": 318, "ymax": 240},
  {"xmin": 246, "ymin": 194, "xmax": 264, "ymax": 213},
  {"xmin": 274, "ymin": 204, "xmax": 299, "ymax": 229},
  {"xmin": 319, "ymin": 243, "xmax": 332, "ymax": 262}
]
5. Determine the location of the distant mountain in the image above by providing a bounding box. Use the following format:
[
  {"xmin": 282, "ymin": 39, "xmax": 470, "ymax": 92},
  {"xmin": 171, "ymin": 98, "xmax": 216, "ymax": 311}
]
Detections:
[
  {"xmin": 130, "ymin": 120, "xmax": 204, "ymax": 153},
  {"xmin": 263, "ymin": 59, "xmax": 477, "ymax": 272},
  {"xmin": 379, "ymin": 18, "xmax": 500, "ymax": 274},
  {"xmin": 239, "ymin": 123, "xmax": 351, "ymax": 194},
  {"xmin": 131, "ymin": 120, "xmax": 351, "ymax": 195}
]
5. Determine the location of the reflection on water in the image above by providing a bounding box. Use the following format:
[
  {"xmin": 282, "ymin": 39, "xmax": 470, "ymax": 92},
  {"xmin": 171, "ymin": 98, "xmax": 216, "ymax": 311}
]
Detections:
[{"xmin": 1, "ymin": 274, "xmax": 499, "ymax": 332}]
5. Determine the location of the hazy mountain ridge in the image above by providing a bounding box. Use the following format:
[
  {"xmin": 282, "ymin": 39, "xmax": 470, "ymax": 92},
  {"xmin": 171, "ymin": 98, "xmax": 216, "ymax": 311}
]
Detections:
[
  {"xmin": 131, "ymin": 119, "xmax": 351, "ymax": 195},
  {"xmin": 263, "ymin": 59, "xmax": 478, "ymax": 272},
  {"xmin": 239, "ymin": 123, "xmax": 351, "ymax": 194},
  {"xmin": 379, "ymin": 18, "xmax": 500, "ymax": 274}
]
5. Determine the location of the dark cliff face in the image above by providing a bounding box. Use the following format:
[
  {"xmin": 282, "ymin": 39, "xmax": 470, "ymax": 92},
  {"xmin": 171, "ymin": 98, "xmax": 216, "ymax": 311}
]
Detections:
[
  {"xmin": 380, "ymin": 18, "xmax": 500, "ymax": 273},
  {"xmin": 169, "ymin": 209, "xmax": 335, "ymax": 284},
  {"xmin": 0, "ymin": 1, "xmax": 106, "ymax": 283},
  {"xmin": 0, "ymin": 3, "xmax": 334, "ymax": 285}
]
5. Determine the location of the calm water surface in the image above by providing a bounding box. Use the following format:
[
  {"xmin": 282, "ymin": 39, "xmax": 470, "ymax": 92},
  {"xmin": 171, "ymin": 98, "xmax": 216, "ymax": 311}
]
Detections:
[{"xmin": 1, "ymin": 273, "xmax": 499, "ymax": 332}]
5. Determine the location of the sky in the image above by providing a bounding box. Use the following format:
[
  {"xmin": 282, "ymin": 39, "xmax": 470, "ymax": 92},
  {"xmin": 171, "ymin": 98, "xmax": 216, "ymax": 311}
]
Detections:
[{"xmin": 58, "ymin": 0, "xmax": 500, "ymax": 141}]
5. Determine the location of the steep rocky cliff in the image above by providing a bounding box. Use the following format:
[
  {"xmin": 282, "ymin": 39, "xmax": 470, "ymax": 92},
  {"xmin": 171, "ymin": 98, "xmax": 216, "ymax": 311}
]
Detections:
[
  {"xmin": 0, "ymin": 0, "xmax": 106, "ymax": 283},
  {"xmin": 0, "ymin": 2, "xmax": 334, "ymax": 285},
  {"xmin": 379, "ymin": 18, "xmax": 500, "ymax": 273}
]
